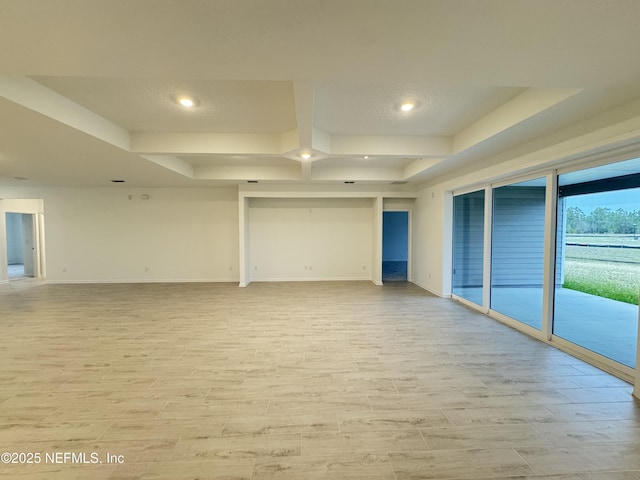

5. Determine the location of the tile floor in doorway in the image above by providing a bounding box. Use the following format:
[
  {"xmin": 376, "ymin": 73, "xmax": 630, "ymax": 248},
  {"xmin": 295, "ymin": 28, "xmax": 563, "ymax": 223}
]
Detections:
[
  {"xmin": 382, "ymin": 261, "xmax": 408, "ymax": 282},
  {"xmin": 7, "ymin": 263, "xmax": 25, "ymax": 278},
  {"xmin": 0, "ymin": 281, "xmax": 639, "ymax": 479}
]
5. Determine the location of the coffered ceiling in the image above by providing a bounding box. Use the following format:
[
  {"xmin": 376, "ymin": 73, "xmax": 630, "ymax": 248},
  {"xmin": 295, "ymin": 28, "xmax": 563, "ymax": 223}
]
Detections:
[{"xmin": 1, "ymin": 0, "xmax": 640, "ymax": 188}]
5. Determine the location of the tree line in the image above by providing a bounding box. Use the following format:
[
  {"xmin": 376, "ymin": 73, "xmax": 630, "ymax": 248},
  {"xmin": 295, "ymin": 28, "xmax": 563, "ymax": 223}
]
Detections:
[{"xmin": 566, "ymin": 206, "xmax": 640, "ymax": 234}]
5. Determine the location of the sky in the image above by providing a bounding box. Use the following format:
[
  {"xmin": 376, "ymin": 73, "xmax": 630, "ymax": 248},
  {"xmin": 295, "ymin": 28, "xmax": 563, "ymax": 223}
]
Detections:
[{"xmin": 567, "ymin": 188, "xmax": 640, "ymax": 214}]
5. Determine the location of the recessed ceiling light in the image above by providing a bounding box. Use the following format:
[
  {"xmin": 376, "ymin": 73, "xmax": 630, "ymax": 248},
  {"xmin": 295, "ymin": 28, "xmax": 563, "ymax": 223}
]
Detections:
[
  {"xmin": 400, "ymin": 102, "xmax": 415, "ymax": 112},
  {"xmin": 300, "ymin": 153, "xmax": 311, "ymax": 160},
  {"xmin": 363, "ymin": 156, "xmax": 369, "ymax": 159},
  {"xmin": 177, "ymin": 96, "xmax": 196, "ymax": 108}
]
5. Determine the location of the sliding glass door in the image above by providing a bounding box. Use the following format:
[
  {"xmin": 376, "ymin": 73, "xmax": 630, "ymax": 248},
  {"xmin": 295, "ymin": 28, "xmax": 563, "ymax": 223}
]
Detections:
[
  {"xmin": 554, "ymin": 160, "xmax": 640, "ymax": 367},
  {"xmin": 451, "ymin": 157, "xmax": 640, "ymax": 374},
  {"xmin": 452, "ymin": 190, "xmax": 485, "ymax": 306},
  {"xmin": 490, "ymin": 178, "xmax": 546, "ymax": 329}
]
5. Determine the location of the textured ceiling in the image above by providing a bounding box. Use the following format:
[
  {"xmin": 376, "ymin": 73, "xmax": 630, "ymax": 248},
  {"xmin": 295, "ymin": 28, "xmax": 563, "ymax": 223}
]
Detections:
[
  {"xmin": 31, "ymin": 77, "xmax": 297, "ymax": 134},
  {"xmin": 314, "ymin": 84, "xmax": 526, "ymax": 136},
  {"xmin": 1, "ymin": 0, "xmax": 640, "ymax": 188}
]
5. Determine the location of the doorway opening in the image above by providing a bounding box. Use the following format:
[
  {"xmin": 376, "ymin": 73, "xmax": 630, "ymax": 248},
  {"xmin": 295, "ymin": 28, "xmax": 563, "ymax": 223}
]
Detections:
[
  {"xmin": 382, "ymin": 211, "xmax": 409, "ymax": 282},
  {"xmin": 5, "ymin": 213, "xmax": 37, "ymax": 280}
]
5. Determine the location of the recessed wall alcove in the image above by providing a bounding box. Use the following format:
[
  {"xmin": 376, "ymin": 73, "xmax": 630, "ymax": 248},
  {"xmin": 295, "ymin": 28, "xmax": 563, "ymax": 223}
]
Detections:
[{"xmin": 238, "ymin": 187, "xmax": 416, "ymax": 287}]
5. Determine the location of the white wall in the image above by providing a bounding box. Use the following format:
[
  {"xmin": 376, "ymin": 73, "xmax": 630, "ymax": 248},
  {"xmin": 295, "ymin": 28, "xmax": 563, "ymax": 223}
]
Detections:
[
  {"xmin": 412, "ymin": 187, "xmax": 449, "ymax": 296},
  {"xmin": 2, "ymin": 198, "xmax": 44, "ymax": 214},
  {"xmin": 19, "ymin": 187, "xmax": 240, "ymax": 283},
  {"xmin": 248, "ymin": 197, "xmax": 374, "ymax": 281},
  {"xmin": 2, "ymin": 186, "xmax": 418, "ymax": 285},
  {"xmin": 383, "ymin": 198, "xmax": 415, "ymax": 210}
]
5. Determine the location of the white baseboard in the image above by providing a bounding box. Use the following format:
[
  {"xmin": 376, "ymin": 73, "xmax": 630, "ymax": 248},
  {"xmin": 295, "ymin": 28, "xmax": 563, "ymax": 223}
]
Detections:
[
  {"xmin": 46, "ymin": 278, "xmax": 240, "ymax": 285},
  {"xmin": 249, "ymin": 276, "xmax": 372, "ymax": 283},
  {"xmin": 410, "ymin": 279, "xmax": 448, "ymax": 297}
]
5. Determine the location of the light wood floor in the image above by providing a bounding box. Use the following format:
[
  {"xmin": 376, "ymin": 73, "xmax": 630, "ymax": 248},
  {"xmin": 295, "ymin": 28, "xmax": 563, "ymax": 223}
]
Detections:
[{"xmin": 1, "ymin": 280, "xmax": 639, "ymax": 479}]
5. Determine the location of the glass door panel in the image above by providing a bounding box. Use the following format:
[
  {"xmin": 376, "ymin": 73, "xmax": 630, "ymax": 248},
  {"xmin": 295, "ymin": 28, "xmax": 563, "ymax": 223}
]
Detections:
[
  {"xmin": 554, "ymin": 161, "xmax": 640, "ymax": 367},
  {"xmin": 452, "ymin": 190, "xmax": 485, "ymax": 305},
  {"xmin": 490, "ymin": 178, "xmax": 546, "ymax": 329}
]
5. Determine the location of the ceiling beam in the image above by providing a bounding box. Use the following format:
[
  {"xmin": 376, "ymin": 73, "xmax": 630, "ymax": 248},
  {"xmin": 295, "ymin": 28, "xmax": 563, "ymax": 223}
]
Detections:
[
  {"xmin": 453, "ymin": 87, "xmax": 582, "ymax": 154},
  {"xmin": 403, "ymin": 158, "xmax": 444, "ymax": 181},
  {"xmin": 312, "ymin": 127, "xmax": 331, "ymax": 154},
  {"xmin": 311, "ymin": 165, "xmax": 403, "ymax": 182},
  {"xmin": 329, "ymin": 134, "xmax": 452, "ymax": 157},
  {"xmin": 131, "ymin": 132, "xmax": 285, "ymax": 155},
  {"xmin": 293, "ymin": 81, "xmax": 314, "ymax": 151},
  {"xmin": 194, "ymin": 164, "xmax": 301, "ymax": 181},
  {"xmin": 291, "ymin": 82, "xmax": 333, "ymax": 157},
  {"xmin": 0, "ymin": 75, "xmax": 130, "ymax": 151},
  {"xmin": 301, "ymin": 160, "xmax": 312, "ymax": 181},
  {"xmin": 139, "ymin": 155, "xmax": 194, "ymax": 178}
]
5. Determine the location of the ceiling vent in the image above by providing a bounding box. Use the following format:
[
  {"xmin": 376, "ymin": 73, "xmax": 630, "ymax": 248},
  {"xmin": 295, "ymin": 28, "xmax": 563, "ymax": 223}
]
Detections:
[{"xmin": 391, "ymin": 181, "xmax": 409, "ymax": 185}]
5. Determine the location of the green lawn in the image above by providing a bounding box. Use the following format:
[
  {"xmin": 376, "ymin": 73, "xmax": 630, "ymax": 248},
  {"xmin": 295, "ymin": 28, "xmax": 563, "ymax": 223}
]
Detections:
[
  {"xmin": 563, "ymin": 258, "xmax": 640, "ymax": 305},
  {"xmin": 563, "ymin": 235, "xmax": 640, "ymax": 305}
]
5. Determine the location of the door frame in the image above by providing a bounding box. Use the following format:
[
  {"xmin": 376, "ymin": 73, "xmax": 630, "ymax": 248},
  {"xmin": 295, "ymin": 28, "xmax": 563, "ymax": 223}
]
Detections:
[
  {"xmin": 0, "ymin": 199, "xmax": 46, "ymax": 282},
  {"xmin": 21, "ymin": 213, "xmax": 37, "ymax": 277}
]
